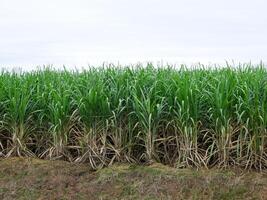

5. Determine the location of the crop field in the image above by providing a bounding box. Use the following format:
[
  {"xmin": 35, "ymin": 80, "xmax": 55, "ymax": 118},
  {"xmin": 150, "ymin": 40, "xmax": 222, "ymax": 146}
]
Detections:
[{"xmin": 0, "ymin": 64, "xmax": 266, "ymax": 170}]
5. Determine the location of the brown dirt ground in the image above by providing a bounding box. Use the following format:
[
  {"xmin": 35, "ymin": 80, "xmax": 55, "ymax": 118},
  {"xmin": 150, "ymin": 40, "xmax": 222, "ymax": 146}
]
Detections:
[{"xmin": 0, "ymin": 157, "xmax": 266, "ymax": 200}]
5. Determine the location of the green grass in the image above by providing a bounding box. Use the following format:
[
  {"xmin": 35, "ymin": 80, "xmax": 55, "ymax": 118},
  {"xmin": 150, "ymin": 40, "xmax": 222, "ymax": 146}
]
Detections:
[{"xmin": 0, "ymin": 63, "xmax": 266, "ymax": 169}]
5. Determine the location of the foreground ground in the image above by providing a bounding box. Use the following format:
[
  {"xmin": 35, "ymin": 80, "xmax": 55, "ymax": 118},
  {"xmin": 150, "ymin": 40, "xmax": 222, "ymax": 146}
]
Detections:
[{"xmin": 0, "ymin": 158, "xmax": 266, "ymax": 200}]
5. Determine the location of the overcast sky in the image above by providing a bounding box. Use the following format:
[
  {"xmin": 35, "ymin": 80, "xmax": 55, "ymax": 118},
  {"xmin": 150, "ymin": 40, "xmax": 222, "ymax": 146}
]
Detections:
[{"xmin": 0, "ymin": 0, "xmax": 267, "ymax": 69}]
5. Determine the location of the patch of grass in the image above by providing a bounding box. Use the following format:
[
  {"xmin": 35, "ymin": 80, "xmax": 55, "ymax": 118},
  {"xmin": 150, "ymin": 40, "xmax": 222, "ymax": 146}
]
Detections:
[
  {"xmin": 0, "ymin": 158, "xmax": 266, "ymax": 199},
  {"xmin": 215, "ymin": 186, "xmax": 248, "ymax": 200}
]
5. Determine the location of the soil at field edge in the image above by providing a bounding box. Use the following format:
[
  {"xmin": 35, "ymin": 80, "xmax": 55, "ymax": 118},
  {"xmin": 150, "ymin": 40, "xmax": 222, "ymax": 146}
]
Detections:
[{"xmin": 0, "ymin": 157, "xmax": 266, "ymax": 200}]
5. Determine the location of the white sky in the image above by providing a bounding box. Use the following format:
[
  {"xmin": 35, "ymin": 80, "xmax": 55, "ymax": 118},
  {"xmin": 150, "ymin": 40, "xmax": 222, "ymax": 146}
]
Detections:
[{"xmin": 0, "ymin": 0, "xmax": 267, "ymax": 69}]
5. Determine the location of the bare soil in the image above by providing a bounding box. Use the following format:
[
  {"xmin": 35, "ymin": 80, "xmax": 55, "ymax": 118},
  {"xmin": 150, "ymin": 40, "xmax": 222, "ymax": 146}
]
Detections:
[{"xmin": 0, "ymin": 157, "xmax": 266, "ymax": 200}]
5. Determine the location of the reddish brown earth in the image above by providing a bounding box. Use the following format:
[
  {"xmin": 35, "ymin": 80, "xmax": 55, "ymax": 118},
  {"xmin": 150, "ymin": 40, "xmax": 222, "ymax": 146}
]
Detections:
[{"xmin": 0, "ymin": 157, "xmax": 266, "ymax": 200}]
